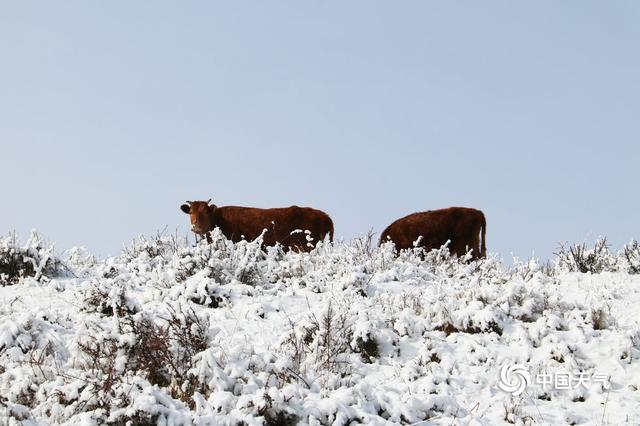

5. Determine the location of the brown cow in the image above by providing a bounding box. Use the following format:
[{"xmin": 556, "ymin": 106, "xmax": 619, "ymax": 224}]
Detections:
[
  {"xmin": 180, "ymin": 199, "xmax": 334, "ymax": 251},
  {"xmin": 379, "ymin": 207, "xmax": 486, "ymax": 259}
]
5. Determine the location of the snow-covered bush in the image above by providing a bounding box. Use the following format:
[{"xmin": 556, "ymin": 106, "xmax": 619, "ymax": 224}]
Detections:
[
  {"xmin": 77, "ymin": 302, "xmax": 210, "ymax": 406},
  {"xmin": 0, "ymin": 231, "xmax": 66, "ymax": 285},
  {"xmin": 80, "ymin": 278, "xmax": 140, "ymax": 316},
  {"xmin": 555, "ymin": 238, "xmax": 617, "ymax": 273},
  {"xmin": 64, "ymin": 246, "xmax": 97, "ymax": 278},
  {"xmin": 2, "ymin": 231, "xmax": 640, "ymax": 424},
  {"xmin": 280, "ymin": 297, "xmax": 372, "ymax": 388},
  {"xmin": 621, "ymin": 240, "xmax": 640, "ymax": 274},
  {"xmin": 121, "ymin": 228, "xmax": 187, "ymax": 259}
]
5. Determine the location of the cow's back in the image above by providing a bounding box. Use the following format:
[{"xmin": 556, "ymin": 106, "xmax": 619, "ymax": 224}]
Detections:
[
  {"xmin": 380, "ymin": 207, "xmax": 485, "ymax": 257},
  {"xmin": 216, "ymin": 205, "xmax": 333, "ymax": 250},
  {"xmin": 380, "ymin": 210, "xmax": 452, "ymax": 251}
]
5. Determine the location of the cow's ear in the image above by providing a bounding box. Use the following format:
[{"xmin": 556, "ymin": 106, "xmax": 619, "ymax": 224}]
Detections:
[{"xmin": 180, "ymin": 204, "xmax": 191, "ymax": 214}]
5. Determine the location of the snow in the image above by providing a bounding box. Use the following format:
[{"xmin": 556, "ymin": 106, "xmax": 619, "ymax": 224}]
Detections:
[{"xmin": 1, "ymin": 231, "xmax": 640, "ymax": 425}]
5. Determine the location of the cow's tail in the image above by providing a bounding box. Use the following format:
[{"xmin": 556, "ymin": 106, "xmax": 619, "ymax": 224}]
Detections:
[{"xmin": 480, "ymin": 213, "xmax": 487, "ymax": 258}]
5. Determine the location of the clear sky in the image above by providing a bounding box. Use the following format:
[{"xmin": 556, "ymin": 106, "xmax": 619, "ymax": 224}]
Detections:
[{"xmin": 1, "ymin": 2, "xmax": 639, "ymax": 260}]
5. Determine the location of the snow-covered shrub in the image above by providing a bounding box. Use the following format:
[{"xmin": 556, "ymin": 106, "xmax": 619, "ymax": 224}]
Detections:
[
  {"xmin": 121, "ymin": 229, "xmax": 186, "ymax": 261},
  {"xmin": 279, "ymin": 294, "xmax": 402, "ymax": 392},
  {"xmin": 509, "ymin": 257, "xmax": 550, "ymax": 282},
  {"xmin": 172, "ymin": 228, "xmax": 265, "ymax": 287},
  {"xmin": 174, "ymin": 242, "xmax": 219, "ymax": 284},
  {"xmin": 502, "ymin": 397, "xmax": 534, "ymax": 424},
  {"xmin": 590, "ymin": 307, "xmax": 611, "ymax": 330},
  {"xmin": 73, "ymin": 302, "xmax": 210, "ymax": 416},
  {"xmin": 555, "ymin": 238, "xmax": 617, "ymax": 273},
  {"xmin": 64, "ymin": 246, "xmax": 97, "ymax": 278},
  {"xmin": 350, "ymin": 229, "xmax": 377, "ymax": 263},
  {"xmin": 0, "ymin": 231, "xmax": 66, "ymax": 285},
  {"xmin": 125, "ymin": 303, "xmax": 209, "ymax": 403},
  {"xmin": 305, "ymin": 299, "xmax": 356, "ymax": 378},
  {"xmin": 621, "ymin": 240, "xmax": 640, "ymax": 274},
  {"xmin": 280, "ymin": 300, "xmax": 353, "ymax": 386},
  {"xmin": 178, "ymin": 270, "xmax": 229, "ymax": 308},
  {"xmin": 80, "ymin": 279, "xmax": 138, "ymax": 316},
  {"xmin": 4, "ymin": 231, "xmax": 640, "ymax": 424}
]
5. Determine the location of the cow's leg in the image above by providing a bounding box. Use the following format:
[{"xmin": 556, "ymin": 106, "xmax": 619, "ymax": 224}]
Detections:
[
  {"xmin": 452, "ymin": 240, "xmax": 468, "ymax": 259},
  {"xmin": 462, "ymin": 239, "xmax": 480, "ymax": 260},
  {"xmin": 449, "ymin": 240, "xmax": 459, "ymax": 257},
  {"xmin": 471, "ymin": 233, "xmax": 481, "ymax": 260},
  {"xmin": 463, "ymin": 226, "xmax": 481, "ymax": 260}
]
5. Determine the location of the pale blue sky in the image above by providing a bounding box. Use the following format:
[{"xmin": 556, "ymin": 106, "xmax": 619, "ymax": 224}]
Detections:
[{"xmin": 1, "ymin": 2, "xmax": 638, "ymax": 260}]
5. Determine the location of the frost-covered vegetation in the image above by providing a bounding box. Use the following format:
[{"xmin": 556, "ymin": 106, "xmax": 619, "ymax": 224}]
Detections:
[
  {"xmin": 0, "ymin": 231, "xmax": 68, "ymax": 286},
  {"xmin": 1, "ymin": 231, "xmax": 640, "ymax": 425}
]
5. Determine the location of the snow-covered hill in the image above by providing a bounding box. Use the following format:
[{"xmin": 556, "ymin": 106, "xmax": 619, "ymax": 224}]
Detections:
[{"xmin": 1, "ymin": 231, "xmax": 640, "ymax": 425}]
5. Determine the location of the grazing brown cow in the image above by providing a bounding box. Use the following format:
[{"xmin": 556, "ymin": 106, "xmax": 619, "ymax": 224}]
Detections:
[
  {"xmin": 180, "ymin": 199, "xmax": 334, "ymax": 251},
  {"xmin": 379, "ymin": 207, "xmax": 486, "ymax": 259}
]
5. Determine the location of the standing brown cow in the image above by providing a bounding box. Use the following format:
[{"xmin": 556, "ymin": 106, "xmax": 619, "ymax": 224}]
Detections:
[
  {"xmin": 379, "ymin": 207, "xmax": 486, "ymax": 259},
  {"xmin": 180, "ymin": 199, "xmax": 334, "ymax": 251}
]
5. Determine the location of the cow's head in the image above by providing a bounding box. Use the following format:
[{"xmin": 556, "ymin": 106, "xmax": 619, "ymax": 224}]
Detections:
[{"xmin": 180, "ymin": 199, "xmax": 215, "ymax": 235}]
